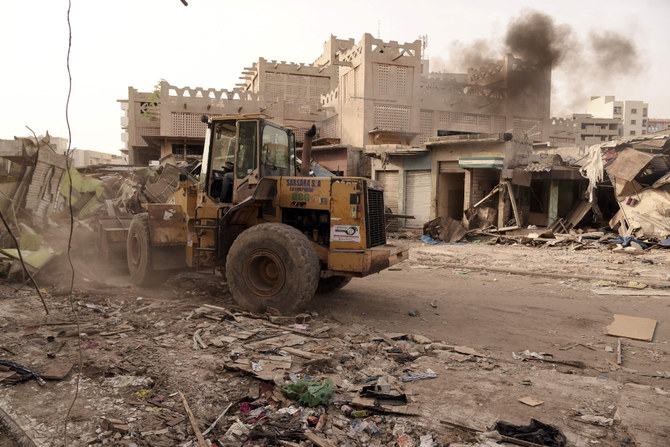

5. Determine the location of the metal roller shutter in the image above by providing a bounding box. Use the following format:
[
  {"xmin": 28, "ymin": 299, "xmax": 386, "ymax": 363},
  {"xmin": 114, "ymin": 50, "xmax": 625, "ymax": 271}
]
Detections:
[
  {"xmin": 377, "ymin": 170, "xmax": 399, "ymax": 232},
  {"xmin": 376, "ymin": 171, "xmax": 399, "ymax": 212},
  {"xmin": 439, "ymin": 161, "xmax": 463, "ymax": 173},
  {"xmin": 405, "ymin": 170, "xmax": 431, "ymax": 228}
]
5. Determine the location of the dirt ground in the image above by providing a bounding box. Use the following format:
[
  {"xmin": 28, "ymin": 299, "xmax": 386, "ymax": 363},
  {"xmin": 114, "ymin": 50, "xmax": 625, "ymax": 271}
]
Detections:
[{"xmin": 1, "ymin": 239, "xmax": 669, "ymax": 446}]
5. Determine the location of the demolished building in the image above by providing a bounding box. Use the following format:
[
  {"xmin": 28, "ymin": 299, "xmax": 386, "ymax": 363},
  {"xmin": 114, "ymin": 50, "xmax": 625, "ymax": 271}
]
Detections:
[{"xmin": 422, "ymin": 131, "xmax": 670, "ymax": 246}]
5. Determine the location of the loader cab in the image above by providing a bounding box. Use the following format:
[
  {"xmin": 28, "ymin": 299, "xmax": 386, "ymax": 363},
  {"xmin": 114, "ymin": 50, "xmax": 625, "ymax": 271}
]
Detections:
[{"xmin": 201, "ymin": 116, "xmax": 296, "ymax": 204}]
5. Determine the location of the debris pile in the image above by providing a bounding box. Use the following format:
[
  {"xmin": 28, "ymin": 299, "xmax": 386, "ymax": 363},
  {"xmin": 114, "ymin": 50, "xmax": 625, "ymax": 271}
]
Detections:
[
  {"xmin": 0, "ymin": 133, "xmax": 196, "ymax": 282},
  {"xmin": 423, "ymin": 134, "xmax": 670, "ymax": 251},
  {"xmin": 0, "ymin": 287, "xmax": 489, "ymax": 446}
]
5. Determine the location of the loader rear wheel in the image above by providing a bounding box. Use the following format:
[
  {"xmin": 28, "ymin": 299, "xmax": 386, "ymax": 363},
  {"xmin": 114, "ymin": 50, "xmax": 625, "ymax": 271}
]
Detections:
[
  {"xmin": 226, "ymin": 223, "xmax": 319, "ymax": 314},
  {"xmin": 127, "ymin": 213, "xmax": 157, "ymax": 286},
  {"xmin": 316, "ymin": 276, "xmax": 352, "ymax": 294}
]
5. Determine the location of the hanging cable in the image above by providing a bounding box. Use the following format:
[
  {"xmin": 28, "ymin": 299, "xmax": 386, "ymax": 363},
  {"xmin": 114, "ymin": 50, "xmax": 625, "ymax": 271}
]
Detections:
[{"xmin": 62, "ymin": 1, "xmax": 83, "ymax": 445}]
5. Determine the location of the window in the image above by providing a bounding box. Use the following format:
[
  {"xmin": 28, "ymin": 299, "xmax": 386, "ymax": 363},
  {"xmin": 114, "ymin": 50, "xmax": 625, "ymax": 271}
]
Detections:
[
  {"xmin": 631, "ymin": 119, "xmax": 636, "ymax": 125},
  {"xmin": 260, "ymin": 124, "xmax": 291, "ymax": 177},
  {"xmin": 630, "ymin": 130, "xmax": 636, "ymax": 135},
  {"xmin": 236, "ymin": 121, "xmax": 258, "ymax": 179},
  {"xmin": 378, "ymin": 64, "xmax": 389, "ymax": 96},
  {"xmin": 631, "ymin": 108, "xmax": 637, "ymax": 114},
  {"xmin": 643, "ymin": 108, "xmax": 648, "ymax": 117},
  {"xmin": 614, "ymin": 106, "xmax": 622, "ymax": 115},
  {"xmin": 212, "ymin": 123, "xmax": 236, "ymax": 170}
]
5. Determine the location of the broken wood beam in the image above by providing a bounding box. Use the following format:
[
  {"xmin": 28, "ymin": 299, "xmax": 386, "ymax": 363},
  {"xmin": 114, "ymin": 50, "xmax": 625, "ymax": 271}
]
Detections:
[
  {"xmin": 503, "ymin": 181, "xmax": 521, "ymax": 227},
  {"xmin": 202, "ymin": 304, "xmax": 239, "ymax": 322},
  {"xmin": 473, "ymin": 184, "xmax": 502, "ymax": 208},
  {"xmin": 178, "ymin": 391, "xmax": 207, "ymax": 447}
]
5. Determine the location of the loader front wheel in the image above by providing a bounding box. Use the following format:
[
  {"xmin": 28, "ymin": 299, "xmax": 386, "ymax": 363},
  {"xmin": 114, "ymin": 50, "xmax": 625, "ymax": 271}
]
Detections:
[
  {"xmin": 316, "ymin": 276, "xmax": 352, "ymax": 294},
  {"xmin": 127, "ymin": 213, "xmax": 156, "ymax": 286},
  {"xmin": 226, "ymin": 223, "xmax": 319, "ymax": 314}
]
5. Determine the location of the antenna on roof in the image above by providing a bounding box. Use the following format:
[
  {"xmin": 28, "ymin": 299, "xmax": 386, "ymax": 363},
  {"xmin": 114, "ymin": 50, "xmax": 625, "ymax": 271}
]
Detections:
[
  {"xmin": 377, "ymin": 19, "xmax": 381, "ymax": 39},
  {"xmin": 419, "ymin": 34, "xmax": 428, "ymax": 58}
]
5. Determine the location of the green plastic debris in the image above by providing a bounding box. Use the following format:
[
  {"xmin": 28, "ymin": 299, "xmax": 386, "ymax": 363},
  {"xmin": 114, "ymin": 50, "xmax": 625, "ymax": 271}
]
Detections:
[
  {"xmin": 0, "ymin": 249, "xmax": 58, "ymax": 269},
  {"xmin": 281, "ymin": 379, "xmax": 334, "ymax": 407}
]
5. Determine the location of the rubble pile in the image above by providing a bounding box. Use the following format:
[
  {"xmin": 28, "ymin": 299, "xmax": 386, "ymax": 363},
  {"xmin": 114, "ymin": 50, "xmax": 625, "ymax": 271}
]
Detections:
[
  {"xmin": 0, "ymin": 133, "xmax": 195, "ymax": 282},
  {"xmin": 423, "ymin": 134, "xmax": 670, "ymax": 251},
  {"xmin": 0, "ymin": 285, "xmax": 494, "ymax": 447}
]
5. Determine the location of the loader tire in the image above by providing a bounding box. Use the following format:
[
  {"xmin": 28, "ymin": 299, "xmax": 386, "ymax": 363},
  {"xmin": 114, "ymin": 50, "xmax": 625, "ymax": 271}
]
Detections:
[
  {"xmin": 316, "ymin": 276, "xmax": 352, "ymax": 294},
  {"xmin": 127, "ymin": 213, "xmax": 158, "ymax": 286},
  {"xmin": 226, "ymin": 223, "xmax": 319, "ymax": 314}
]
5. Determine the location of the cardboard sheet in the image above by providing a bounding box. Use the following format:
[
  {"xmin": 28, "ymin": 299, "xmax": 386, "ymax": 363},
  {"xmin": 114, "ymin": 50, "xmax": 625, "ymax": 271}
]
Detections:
[{"xmin": 604, "ymin": 314, "xmax": 657, "ymax": 341}]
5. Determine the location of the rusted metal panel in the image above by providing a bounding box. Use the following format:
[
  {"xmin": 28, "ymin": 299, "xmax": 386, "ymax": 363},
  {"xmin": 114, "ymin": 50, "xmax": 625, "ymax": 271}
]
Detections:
[
  {"xmin": 147, "ymin": 204, "xmax": 187, "ymax": 246},
  {"xmin": 327, "ymin": 244, "xmax": 408, "ymax": 275},
  {"xmin": 97, "ymin": 216, "xmax": 133, "ymax": 265}
]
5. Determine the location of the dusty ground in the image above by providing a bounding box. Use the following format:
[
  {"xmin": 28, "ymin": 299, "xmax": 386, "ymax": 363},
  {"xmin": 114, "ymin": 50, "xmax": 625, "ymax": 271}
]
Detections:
[{"xmin": 0, "ymin": 239, "xmax": 669, "ymax": 446}]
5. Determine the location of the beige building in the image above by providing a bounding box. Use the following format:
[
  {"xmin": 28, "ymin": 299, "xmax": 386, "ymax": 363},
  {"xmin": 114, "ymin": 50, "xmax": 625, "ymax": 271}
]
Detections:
[
  {"xmin": 121, "ymin": 33, "xmax": 550, "ymax": 162},
  {"xmin": 121, "ymin": 33, "xmax": 551, "ymax": 229},
  {"xmin": 549, "ymin": 113, "xmax": 621, "ymax": 147},
  {"xmin": 587, "ymin": 96, "xmax": 648, "ymax": 137},
  {"xmin": 648, "ymin": 118, "xmax": 670, "ymax": 133},
  {"xmin": 71, "ymin": 149, "xmax": 126, "ymax": 168}
]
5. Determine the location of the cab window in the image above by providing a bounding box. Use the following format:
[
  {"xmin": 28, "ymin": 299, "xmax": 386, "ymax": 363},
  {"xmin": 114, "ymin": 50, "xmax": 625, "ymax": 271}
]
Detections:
[
  {"xmin": 236, "ymin": 121, "xmax": 258, "ymax": 179},
  {"xmin": 261, "ymin": 124, "xmax": 291, "ymax": 177},
  {"xmin": 212, "ymin": 122, "xmax": 236, "ymax": 170}
]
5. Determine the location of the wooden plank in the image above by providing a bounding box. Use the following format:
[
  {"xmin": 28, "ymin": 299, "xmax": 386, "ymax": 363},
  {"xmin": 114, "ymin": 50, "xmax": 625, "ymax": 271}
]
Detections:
[
  {"xmin": 178, "ymin": 391, "xmax": 207, "ymax": 447},
  {"xmin": 504, "ymin": 181, "xmax": 521, "ymax": 227},
  {"xmin": 304, "ymin": 432, "xmax": 337, "ymax": 447},
  {"xmin": 473, "ymin": 183, "xmax": 502, "ymax": 208}
]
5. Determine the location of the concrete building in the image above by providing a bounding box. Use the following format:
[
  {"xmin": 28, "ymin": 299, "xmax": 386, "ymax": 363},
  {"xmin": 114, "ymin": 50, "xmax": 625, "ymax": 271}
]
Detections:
[
  {"xmin": 120, "ymin": 33, "xmax": 552, "ymax": 229},
  {"xmin": 648, "ymin": 118, "xmax": 670, "ymax": 133},
  {"xmin": 121, "ymin": 33, "xmax": 550, "ymax": 167},
  {"xmin": 587, "ymin": 96, "xmax": 648, "ymax": 137},
  {"xmin": 549, "ymin": 113, "xmax": 621, "ymax": 147},
  {"xmin": 71, "ymin": 149, "xmax": 127, "ymax": 168}
]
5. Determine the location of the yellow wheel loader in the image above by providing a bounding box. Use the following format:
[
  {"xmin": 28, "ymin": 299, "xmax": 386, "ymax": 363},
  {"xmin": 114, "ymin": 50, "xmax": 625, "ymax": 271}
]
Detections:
[{"xmin": 126, "ymin": 115, "xmax": 408, "ymax": 314}]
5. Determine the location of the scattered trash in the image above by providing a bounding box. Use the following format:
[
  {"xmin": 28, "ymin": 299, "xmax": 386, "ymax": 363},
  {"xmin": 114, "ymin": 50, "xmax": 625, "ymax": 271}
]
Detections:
[
  {"xmin": 494, "ymin": 419, "xmax": 566, "ymax": 447},
  {"xmin": 0, "ymin": 360, "xmax": 45, "ymax": 385},
  {"xmin": 398, "ymin": 369, "xmax": 437, "ymax": 382},
  {"xmin": 281, "ymin": 378, "xmax": 334, "ymax": 407},
  {"xmin": 518, "ymin": 396, "xmax": 544, "ymax": 407}
]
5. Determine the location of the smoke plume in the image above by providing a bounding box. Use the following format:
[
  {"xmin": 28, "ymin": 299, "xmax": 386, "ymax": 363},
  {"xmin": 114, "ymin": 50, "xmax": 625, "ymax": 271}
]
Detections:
[
  {"xmin": 504, "ymin": 11, "xmax": 574, "ymax": 69},
  {"xmin": 440, "ymin": 9, "xmax": 644, "ymax": 115},
  {"xmin": 589, "ymin": 30, "xmax": 639, "ymax": 78},
  {"xmin": 447, "ymin": 39, "xmax": 499, "ymax": 72}
]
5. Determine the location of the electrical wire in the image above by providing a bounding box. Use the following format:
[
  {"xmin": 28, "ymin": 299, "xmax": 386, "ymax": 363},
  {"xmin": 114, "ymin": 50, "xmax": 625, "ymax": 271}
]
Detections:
[{"xmin": 62, "ymin": 1, "xmax": 83, "ymax": 445}]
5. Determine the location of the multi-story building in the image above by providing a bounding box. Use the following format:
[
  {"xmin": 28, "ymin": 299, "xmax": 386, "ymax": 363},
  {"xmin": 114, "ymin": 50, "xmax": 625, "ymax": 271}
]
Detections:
[
  {"xmin": 121, "ymin": 33, "xmax": 550, "ymax": 161},
  {"xmin": 549, "ymin": 113, "xmax": 621, "ymax": 147},
  {"xmin": 587, "ymin": 96, "xmax": 648, "ymax": 137},
  {"xmin": 120, "ymin": 33, "xmax": 551, "ymax": 228},
  {"xmin": 648, "ymin": 118, "xmax": 670, "ymax": 133}
]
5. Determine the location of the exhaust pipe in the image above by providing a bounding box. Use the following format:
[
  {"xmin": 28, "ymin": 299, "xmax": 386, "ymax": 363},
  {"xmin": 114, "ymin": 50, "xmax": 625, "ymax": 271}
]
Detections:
[{"xmin": 301, "ymin": 125, "xmax": 317, "ymax": 177}]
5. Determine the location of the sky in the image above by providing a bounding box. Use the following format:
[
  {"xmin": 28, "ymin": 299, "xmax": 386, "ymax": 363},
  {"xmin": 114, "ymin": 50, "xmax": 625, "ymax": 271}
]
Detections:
[{"xmin": 1, "ymin": 0, "xmax": 668, "ymax": 155}]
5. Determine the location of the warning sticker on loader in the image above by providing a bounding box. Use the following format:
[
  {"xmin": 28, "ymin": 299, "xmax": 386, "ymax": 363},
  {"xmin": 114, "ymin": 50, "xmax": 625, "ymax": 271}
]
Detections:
[{"xmin": 331, "ymin": 225, "xmax": 361, "ymax": 243}]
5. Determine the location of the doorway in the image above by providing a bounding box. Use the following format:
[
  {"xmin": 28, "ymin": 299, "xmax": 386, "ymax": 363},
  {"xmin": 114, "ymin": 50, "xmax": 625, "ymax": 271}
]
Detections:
[{"xmin": 438, "ymin": 172, "xmax": 465, "ymax": 220}]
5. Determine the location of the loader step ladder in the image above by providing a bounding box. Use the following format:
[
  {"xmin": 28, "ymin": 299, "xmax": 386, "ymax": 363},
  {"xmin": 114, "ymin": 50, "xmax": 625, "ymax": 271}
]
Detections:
[{"xmin": 194, "ymin": 205, "xmax": 225, "ymax": 274}]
